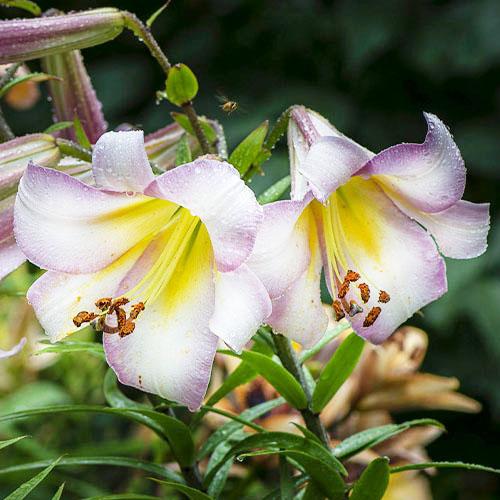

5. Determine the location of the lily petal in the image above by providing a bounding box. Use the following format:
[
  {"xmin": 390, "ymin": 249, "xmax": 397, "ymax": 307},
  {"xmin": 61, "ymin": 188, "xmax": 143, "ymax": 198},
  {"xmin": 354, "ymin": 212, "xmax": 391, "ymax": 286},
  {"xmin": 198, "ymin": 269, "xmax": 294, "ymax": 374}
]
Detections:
[
  {"xmin": 0, "ymin": 338, "xmax": 27, "ymax": 360},
  {"xmin": 145, "ymin": 159, "xmax": 263, "ymax": 272},
  {"xmin": 209, "ymin": 264, "xmax": 272, "ymax": 353},
  {"xmin": 246, "ymin": 198, "xmax": 311, "ymax": 299},
  {"xmin": 361, "ymin": 113, "xmax": 466, "ymax": 213},
  {"xmin": 323, "ymin": 178, "xmax": 447, "ymax": 344},
  {"xmin": 0, "ymin": 198, "xmax": 25, "ymax": 280},
  {"xmin": 301, "ymin": 136, "xmax": 372, "ymax": 203},
  {"xmin": 15, "ymin": 164, "xmax": 176, "ymax": 274},
  {"xmin": 93, "ymin": 131, "xmax": 154, "ymax": 192},
  {"xmin": 394, "ymin": 198, "xmax": 490, "ymax": 259},
  {"xmin": 104, "ymin": 226, "xmax": 217, "ymax": 411},
  {"xmin": 267, "ymin": 209, "xmax": 328, "ymax": 348}
]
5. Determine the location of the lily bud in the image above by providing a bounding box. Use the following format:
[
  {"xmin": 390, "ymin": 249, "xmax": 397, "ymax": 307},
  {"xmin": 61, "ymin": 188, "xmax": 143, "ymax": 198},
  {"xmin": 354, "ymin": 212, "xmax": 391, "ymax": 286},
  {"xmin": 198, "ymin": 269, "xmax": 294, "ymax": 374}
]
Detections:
[
  {"xmin": 0, "ymin": 8, "xmax": 125, "ymax": 64},
  {"xmin": 42, "ymin": 50, "xmax": 107, "ymax": 144},
  {"xmin": 144, "ymin": 122, "xmax": 200, "ymax": 171},
  {"xmin": 0, "ymin": 134, "xmax": 60, "ymax": 199}
]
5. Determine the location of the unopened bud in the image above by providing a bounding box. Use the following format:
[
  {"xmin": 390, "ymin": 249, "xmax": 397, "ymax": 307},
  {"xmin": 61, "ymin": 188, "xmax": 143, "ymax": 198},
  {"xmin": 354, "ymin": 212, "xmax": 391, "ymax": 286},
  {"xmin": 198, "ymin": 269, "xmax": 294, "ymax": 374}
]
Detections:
[
  {"xmin": 165, "ymin": 64, "xmax": 199, "ymax": 106},
  {"xmin": 0, "ymin": 8, "xmax": 125, "ymax": 64}
]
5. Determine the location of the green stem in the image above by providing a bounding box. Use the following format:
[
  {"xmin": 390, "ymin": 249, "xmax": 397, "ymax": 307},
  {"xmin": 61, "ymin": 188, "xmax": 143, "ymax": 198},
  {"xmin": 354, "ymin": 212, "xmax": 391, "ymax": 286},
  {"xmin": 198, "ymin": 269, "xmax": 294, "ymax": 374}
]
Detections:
[
  {"xmin": 122, "ymin": 12, "xmax": 171, "ymax": 74},
  {"xmin": 273, "ymin": 333, "xmax": 330, "ymax": 448},
  {"xmin": 182, "ymin": 103, "xmax": 212, "ymax": 154}
]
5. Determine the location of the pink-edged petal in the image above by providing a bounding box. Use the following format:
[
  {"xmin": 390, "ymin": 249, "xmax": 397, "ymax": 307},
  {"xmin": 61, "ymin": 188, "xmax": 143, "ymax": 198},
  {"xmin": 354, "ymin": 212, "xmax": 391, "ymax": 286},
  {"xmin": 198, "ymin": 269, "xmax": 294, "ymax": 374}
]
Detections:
[
  {"xmin": 145, "ymin": 159, "xmax": 263, "ymax": 272},
  {"xmin": 360, "ymin": 113, "xmax": 466, "ymax": 213},
  {"xmin": 267, "ymin": 209, "xmax": 328, "ymax": 348},
  {"xmin": 301, "ymin": 136, "xmax": 372, "ymax": 203},
  {"xmin": 15, "ymin": 164, "xmax": 176, "ymax": 273},
  {"xmin": 0, "ymin": 198, "xmax": 25, "ymax": 280},
  {"xmin": 92, "ymin": 131, "xmax": 154, "ymax": 193},
  {"xmin": 0, "ymin": 337, "xmax": 27, "ymax": 360},
  {"xmin": 323, "ymin": 178, "xmax": 447, "ymax": 344},
  {"xmin": 246, "ymin": 197, "xmax": 311, "ymax": 299},
  {"xmin": 209, "ymin": 264, "xmax": 272, "ymax": 353},
  {"xmin": 104, "ymin": 226, "xmax": 217, "ymax": 410},
  {"xmin": 393, "ymin": 198, "xmax": 490, "ymax": 259},
  {"xmin": 27, "ymin": 237, "xmax": 155, "ymax": 341}
]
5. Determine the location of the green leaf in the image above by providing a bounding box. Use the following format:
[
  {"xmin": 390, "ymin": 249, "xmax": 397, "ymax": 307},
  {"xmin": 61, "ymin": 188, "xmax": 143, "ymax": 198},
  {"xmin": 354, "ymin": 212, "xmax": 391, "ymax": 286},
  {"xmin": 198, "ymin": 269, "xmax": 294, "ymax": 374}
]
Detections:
[
  {"xmin": 0, "ymin": 435, "xmax": 28, "ymax": 451},
  {"xmin": 390, "ymin": 461, "xmax": 500, "ymax": 475},
  {"xmin": 299, "ymin": 322, "xmax": 351, "ymax": 363},
  {"xmin": 5, "ymin": 456, "xmax": 62, "ymax": 500},
  {"xmin": 228, "ymin": 121, "xmax": 269, "ymax": 176},
  {"xmin": 264, "ymin": 107, "xmax": 291, "ymax": 151},
  {"xmin": 311, "ymin": 332, "xmax": 365, "ymax": 413},
  {"xmin": 166, "ymin": 63, "xmax": 199, "ymax": 106},
  {"xmin": 333, "ymin": 418, "xmax": 444, "ymax": 459},
  {"xmin": 197, "ymin": 398, "xmax": 284, "ymax": 459},
  {"xmin": 207, "ymin": 455, "xmax": 232, "ymax": 498},
  {"xmin": 0, "ymin": 0, "xmax": 41, "ymax": 16},
  {"xmin": 51, "ymin": 483, "xmax": 65, "ymax": 500},
  {"xmin": 85, "ymin": 496, "xmax": 160, "ymax": 500},
  {"xmin": 279, "ymin": 455, "xmax": 295, "ymax": 499},
  {"xmin": 35, "ymin": 340, "xmax": 105, "ymax": 359},
  {"xmin": 257, "ymin": 175, "xmax": 291, "ymax": 204},
  {"xmin": 172, "ymin": 112, "xmax": 217, "ymax": 143},
  {"xmin": 0, "ymin": 72, "xmax": 60, "ymax": 98},
  {"xmin": 175, "ymin": 134, "xmax": 192, "ymax": 165},
  {"xmin": 224, "ymin": 350, "xmax": 308, "ymax": 409},
  {"xmin": 0, "ymin": 456, "xmax": 184, "ymax": 484},
  {"xmin": 146, "ymin": 2, "xmax": 169, "ymax": 27},
  {"xmin": 73, "ymin": 116, "xmax": 92, "ymax": 150},
  {"xmin": 149, "ymin": 479, "xmax": 212, "ymax": 499},
  {"xmin": 44, "ymin": 121, "xmax": 74, "ymax": 134},
  {"xmin": 350, "ymin": 457, "xmax": 390, "ymax": 500},
  {"xmin": 302, "ymin": 481, "xmax": 324, "ymax": 500}
]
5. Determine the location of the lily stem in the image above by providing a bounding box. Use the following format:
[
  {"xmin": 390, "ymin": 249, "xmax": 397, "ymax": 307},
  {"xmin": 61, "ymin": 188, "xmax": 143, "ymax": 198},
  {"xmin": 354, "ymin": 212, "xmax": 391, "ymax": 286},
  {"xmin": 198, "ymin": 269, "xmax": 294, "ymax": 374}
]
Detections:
[
  {"xmin": 273, "ymin": 333, "xmax": 330, "ymax": 448},
  {"xmin": 183, "ymin": 103, "xmax": 212, "ymax": 154}
]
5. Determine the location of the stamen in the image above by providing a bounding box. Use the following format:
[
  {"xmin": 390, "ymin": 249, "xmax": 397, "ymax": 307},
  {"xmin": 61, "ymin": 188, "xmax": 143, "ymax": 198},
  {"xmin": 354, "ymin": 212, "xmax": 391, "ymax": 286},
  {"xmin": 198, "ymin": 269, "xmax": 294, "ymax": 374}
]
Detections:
[
  {"xmin": 332, "ymin": 300, "xmax": 345, "ymax": 321},
  {"xmin": 119, "ymin": 320, "xmax": 136, "ymax": 337},
  {"xmin": 72, "ymin": 311, "xmax": 97, "ymax": 327},
  {"xmin": 363, "ymin": 306, "xmax": 381, "ymax": 327},
  {"xmin": 129, "ymin": 302, "xmax": 145, "ymax": 320},
  {"xmin": 378, "ymin": 290, "xmax": 390, "ymax": 303},
  {"xmin": 95, "ymin": 297, "xmax": 112, "ymax": 311},
  {"xmin": 358, "ymin": 283, "xmax": 370, "ymax": 303},
  {"xmin": 110, "ymin": 297, "xmax": 130, "ymax": 311},
  {"xmin": 337, "ymin": 280, "xmax": 350, "ymax": 299},
  {"xmin": 348, "ymin": 300, "xmax": 363, "ymax": 317},
  {"xmin": 345, "ymin": 270, "xmax": 360, "ymax": 282}
]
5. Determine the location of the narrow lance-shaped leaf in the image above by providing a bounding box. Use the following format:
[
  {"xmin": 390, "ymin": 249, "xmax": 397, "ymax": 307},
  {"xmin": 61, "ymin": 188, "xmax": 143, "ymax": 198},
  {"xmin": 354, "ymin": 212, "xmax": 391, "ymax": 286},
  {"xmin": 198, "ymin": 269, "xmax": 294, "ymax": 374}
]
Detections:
[
  {"xmin": 311, "ymin": 332, "xmax": 365, "ymax": 413},
  {"xmin": 149, "ymin": 479, "xmax": 212, "ymax": 500},
  {"xmin": 257, "ymin": 175, "xmax": 291, "ymax": 204},
  {"xmin": 222, "ymin": 350, "xmax": 308, "ymax": 409},
  {"xmin": 42, "ymin": 49, "xmax": 107, "ymax": 144},
  {"xmin": 175, "ymin": 134, "xmax": 192, "ymax": 165},
  {"xmin": 350, "ymin": 457, "xmax": 390, "ymax": 500},
  {"xmin": 0, "ymin": 435, "xmax": 28, "ymax": 451},
  {"xmin": 0, "ymin": 1, "xmax": 41, "ymax": 16},
  {"xmin": 50, "ymin": 483, "xmax": 65, "ymax": 500},
  {"xmin": 390, "ymin": 461, "xmax": 500, "ymax": 475},
  {"xmin": 0, "ymin": 72, "xmax": 60, "ymax": 99},
  {"xmin": 0, "ymin": 9, "xmax": 125, "ymax": 64},
  {"xmin": 229, "ymin": 121, "xmax": 268, "ymax": 176},
  {"xmin": 5, "ymin": 456, "xmax": 62, "ymax": 500}
]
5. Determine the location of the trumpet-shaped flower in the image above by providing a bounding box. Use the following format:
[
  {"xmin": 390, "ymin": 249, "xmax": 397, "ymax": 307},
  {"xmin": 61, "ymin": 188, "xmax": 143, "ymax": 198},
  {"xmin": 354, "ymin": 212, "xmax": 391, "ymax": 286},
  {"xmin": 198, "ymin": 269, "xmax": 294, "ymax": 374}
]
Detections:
[
  {"xmin": 248, "ymin": 107, "xmax": 489, "ymax": 345},
  {"xmin": 14, "ymin": 131, "xmax": 271, "ymax": 409}
]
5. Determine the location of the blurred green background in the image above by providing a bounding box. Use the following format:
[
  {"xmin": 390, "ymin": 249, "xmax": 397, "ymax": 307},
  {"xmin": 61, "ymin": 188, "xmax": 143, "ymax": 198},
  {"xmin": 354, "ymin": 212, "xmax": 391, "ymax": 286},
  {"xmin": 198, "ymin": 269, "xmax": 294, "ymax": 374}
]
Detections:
[{"xmin": 1, "ymin": 0, "xmax": 499, "ymax": 498}]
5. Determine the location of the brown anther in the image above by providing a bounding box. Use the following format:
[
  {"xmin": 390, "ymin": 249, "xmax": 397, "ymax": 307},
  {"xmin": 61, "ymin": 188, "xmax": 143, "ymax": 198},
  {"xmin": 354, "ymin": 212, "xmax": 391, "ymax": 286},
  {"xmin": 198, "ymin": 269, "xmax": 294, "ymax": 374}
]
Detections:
[
  {"xmin": 115, "ymin": 307, "xmax": 127, "ymax": 330},
  {"xmin": 119, "ymin": 320, "xmax": 136, "ymax": 337},
  {"xmin": 338, "ymin": 280, "xmax": 350, "ymax": 299},
  {"xmin": 348, "ymin": 300, "xmax": 363, "ymax": 317},
  {"xmin": 110, "ymin": 297, "xmax": 129, "ymax": 311},
  {"xmin": 95, "ymin": 297, "xmax": 112, "ymax": 311},
  {"xmin": 345, "ymin": 270, "xmax": 360, "ymax": 282},
  {"xmin": 378, "ymin": 290, "xmax": 391, "ymax": 303},
  {"xmin": 358, "ymin": 283, "xmax": 370, "ymax": 303},
  {"xmin": 363, "ymin": 306, "xmax": 381, "ymax": 327},
  {"xmin": 332, "ymin": 300, "xmax": 345, "ymax": 321},
  {"xmin": 72, "ymin": 311, "xmax": 97, "ymax": 327},
  {"xmin": 129, "ymin": 302, "xmax": 145, "ymax": 320}
]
